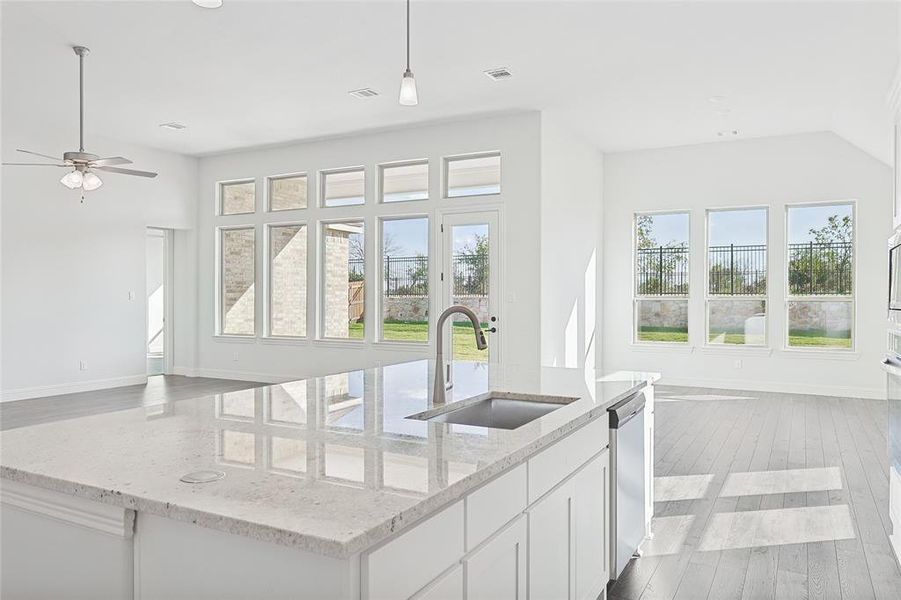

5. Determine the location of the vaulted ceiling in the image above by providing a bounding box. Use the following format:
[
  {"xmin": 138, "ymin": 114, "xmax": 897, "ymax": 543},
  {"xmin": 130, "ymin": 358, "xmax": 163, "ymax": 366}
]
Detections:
[{"xmin": 2, "ymin": 1, "xmax": 897, "ymax": 160}]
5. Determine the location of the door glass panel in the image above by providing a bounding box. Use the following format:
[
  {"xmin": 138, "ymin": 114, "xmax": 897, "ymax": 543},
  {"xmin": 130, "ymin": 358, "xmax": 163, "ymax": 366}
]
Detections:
[{"xmin": 450, "ymin": 223, "xmax": 490, "ymax": 362}]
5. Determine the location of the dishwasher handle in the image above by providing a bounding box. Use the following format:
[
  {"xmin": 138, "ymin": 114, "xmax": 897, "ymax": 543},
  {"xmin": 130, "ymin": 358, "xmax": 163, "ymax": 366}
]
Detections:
[{"xmin": 608, "ymin": 392, "xmax": 646, "ymax": 429}]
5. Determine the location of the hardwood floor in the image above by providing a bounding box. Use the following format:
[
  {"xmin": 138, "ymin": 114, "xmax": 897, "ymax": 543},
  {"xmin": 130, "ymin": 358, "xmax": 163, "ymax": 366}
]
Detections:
[
  {"xmin": 0, "ymin": 375, "xmax": 263, "ymax": 430},
  {"xmin": 609, "ymin": 385, "xmax": 901, "ymax": 600}
]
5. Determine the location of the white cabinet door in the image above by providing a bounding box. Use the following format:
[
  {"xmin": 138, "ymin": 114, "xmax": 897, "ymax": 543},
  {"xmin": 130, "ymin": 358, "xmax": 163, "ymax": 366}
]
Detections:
[
  {"xmin": 464, "ymin": 516, "xmax": 527, "ymax": 600},
  {"xmin": 573, "ymin": 451, "xmax": 610, "ymax": 600},
  {"xmin": 414, "ymin": 564, "xmax": 464, "ymax": 600},
  {"xmin": 528, "ymin": 477, "xmax": 574, "ymax": 600}
]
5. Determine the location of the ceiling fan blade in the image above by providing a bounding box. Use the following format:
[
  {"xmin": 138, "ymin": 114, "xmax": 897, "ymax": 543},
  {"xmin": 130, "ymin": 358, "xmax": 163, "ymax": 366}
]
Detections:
[
  {"xmin": 95, "ymin": 165, "xmax": 158, "ymax": 178},
  {"xmin": 17, "ymin": 149, "xmax": 63, "ymax": 161},
  {"xmin": 2, "ymin": 162, "xmax": 69, "ymax": 167},
  {"xmin": 91, "ymin": 156, "xmax": 132, "ymax": 167}
]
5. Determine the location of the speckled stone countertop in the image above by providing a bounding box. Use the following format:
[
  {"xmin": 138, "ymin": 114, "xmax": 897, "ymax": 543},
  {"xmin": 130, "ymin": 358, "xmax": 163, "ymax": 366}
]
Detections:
[{"xmin": 0, "ymin": 361, "xmax": 658, "ymax": 558}]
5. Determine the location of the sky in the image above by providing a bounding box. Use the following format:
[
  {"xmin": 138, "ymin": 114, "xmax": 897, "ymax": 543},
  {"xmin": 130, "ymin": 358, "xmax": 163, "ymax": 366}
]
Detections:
[{"xmin": 642, "ymin": 204, "xmax": 853, "ymax": 247}]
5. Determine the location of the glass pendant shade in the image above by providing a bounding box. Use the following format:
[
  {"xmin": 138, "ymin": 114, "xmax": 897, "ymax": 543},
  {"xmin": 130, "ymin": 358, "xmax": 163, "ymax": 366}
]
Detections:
[
  {"xmin": 60, "ymin": 169, "xmax": 84, "ymax": 189},
  {"xmin": 399, "ymin": 70, "xmax": 418, "ymax": 106},
  {"xmin": 81, "ymin": 171, "xmax": 103, "ymax": 191}
]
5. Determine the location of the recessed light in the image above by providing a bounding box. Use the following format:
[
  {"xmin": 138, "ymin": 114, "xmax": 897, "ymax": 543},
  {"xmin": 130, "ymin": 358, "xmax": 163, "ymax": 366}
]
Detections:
[
  {"xmin": 159, "ymin": 122, "xmax": 187, "ymax": 130},
  {"xmin": 708, "ymin": 95, "xmax": 728, "ymax": 104},
  {"xmin": 349, "ymin": 88, "xmax": 380, "ymax": 99},
  {"xmin": 192, "ymin": 0, "xmax": 222, "ymax": 8},
  {"xmin": 484, "ymin": 67, "xmax": 513, "ymax": 81}
]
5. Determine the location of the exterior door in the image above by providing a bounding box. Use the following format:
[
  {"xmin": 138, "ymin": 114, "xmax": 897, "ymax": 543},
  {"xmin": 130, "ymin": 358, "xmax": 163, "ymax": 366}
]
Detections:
[{"xmin": 439, "ymin": 211, "xmax": 500, "ymax": 364}]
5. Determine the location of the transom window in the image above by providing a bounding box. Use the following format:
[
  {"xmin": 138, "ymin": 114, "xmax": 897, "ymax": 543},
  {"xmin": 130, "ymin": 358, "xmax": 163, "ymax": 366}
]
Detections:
[
  {"xmin": 380, "ymin": 160, "xmax": 429, "ymax": 203},
  {"xmin": 268, "ymin": 174, "xmax": 307, "ymax": 211},
  {"xmin": 220, "ymin": 180, "xmax": 255, "ymax": 215},
  {"xmin": 445, "ymin": 152, "xmax": 501, "ymax": 198},
  {"xmin": 321, "ymin": 168, "xmax": 365, "ymax": 207}
]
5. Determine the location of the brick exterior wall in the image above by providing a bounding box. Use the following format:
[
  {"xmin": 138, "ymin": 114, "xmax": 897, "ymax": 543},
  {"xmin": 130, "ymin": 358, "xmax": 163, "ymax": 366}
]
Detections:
[
  {"xmin": 269, "ymin": 225, "xmax": 307, "ymax": 336},
  {"xmin": 221, "ymin": 228, "xmax": 255, "ymax": 335},
  {"xmin": 323, "ymin": 226, "xmax": 356, "ymax": 337}
]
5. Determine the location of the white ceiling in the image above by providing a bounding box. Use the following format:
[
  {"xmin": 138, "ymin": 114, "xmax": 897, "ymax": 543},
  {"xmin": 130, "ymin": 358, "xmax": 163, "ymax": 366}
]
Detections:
[{"xmin": 2, "ymin": 1, "xmax": 898, "ymax": 160}]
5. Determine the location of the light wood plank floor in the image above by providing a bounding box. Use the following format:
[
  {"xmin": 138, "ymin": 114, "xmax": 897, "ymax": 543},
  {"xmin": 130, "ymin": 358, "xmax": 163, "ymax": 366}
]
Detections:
[
  {"xmin": 609, "ymin": 385, "xmax": 901, "ymax": 600},
  {"xmin": 0, "ymin": 375, "xmax": 263, "ymax": 430}
]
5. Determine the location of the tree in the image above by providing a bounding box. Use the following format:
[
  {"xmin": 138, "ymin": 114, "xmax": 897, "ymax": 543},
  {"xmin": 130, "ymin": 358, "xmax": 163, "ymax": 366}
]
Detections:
[
  {"xmin": 635, "ymin": 215, "xmax": 688, "ymax": 295},
  {"xmin": 789, "ymin": 214, "xmax": 853, "ymax": 295},
  {"xmin": 455, "ymin": 234, "xmax": 489, "ymax": 295}
]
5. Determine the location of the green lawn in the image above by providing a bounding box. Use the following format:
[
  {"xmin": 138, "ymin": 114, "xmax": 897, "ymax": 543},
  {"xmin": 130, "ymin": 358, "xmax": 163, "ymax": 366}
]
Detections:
[
  {"xmin": 637, "ymin": 327, "xmax": 851, "ymax": 348},
  {"xmin": 347, "ymin": 321, "xmax": 489, "ymax": 360}
]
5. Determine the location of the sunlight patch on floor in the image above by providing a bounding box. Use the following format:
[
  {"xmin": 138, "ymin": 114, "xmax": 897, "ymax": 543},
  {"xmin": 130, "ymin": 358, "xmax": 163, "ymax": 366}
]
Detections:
[
  {"xmin": 641, "ymin": 514, "xmax": 696, "ymax": 556},
  {"xmin": 655, "ymin": 474, "xmax": 715, "ymax": 502},
  {"xmin": 697, "ymin": 504, "xmax": 855, "ymax": 551},
  {"xmin": 720, "ymin": 466, "xmax": 842, "ymax": 497}
]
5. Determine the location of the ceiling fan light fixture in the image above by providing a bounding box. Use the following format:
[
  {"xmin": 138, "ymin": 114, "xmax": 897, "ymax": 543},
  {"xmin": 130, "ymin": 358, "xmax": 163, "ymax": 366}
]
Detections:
[
  {"xmin": 60, "ymin": 169, "xmax": 84, "ymax": 189},
  {"xmin": 82, "ymin": 171, "xmax": 103, "ymax": 191},
  {"xmin": 399, "ymin": 70, "xmax": 418, "ymax": 106}
]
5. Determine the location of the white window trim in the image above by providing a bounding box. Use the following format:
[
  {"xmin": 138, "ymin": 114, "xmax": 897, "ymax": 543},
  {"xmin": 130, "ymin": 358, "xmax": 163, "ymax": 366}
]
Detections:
[
  {"xmin": 215, "ymin": 224, "xmax": 257, "ymax": 338},
  {"xmin": 783, "ymin": 200, "xmax": 857, "ymax": 353},
  {"xmin": 377, "ymin": 214, "xmax": 430, "ymax": 345},
  {"xmin": 217, "ymin": 178, "xmax": 257, "ymax": 217},
  {"xmin": 266, "ymin": 172, "xmax": 308, "ymax": 213},
  {"xmin": 443, "ymin": 151, "xmax": 501, "ymax": 199},
  {"xmin": 263, "ymin": 221, "xmax": 309, "ymax": 340},
  {"xmin": 702, "ymin": 206, "xmax": 770, "ymax": 350},
  {"xmin": 631, "ymin": 209, "xmax": 692, "ymax": 347},
  {"xmin": 378, "ymin": 158, "xmax": 429, "ymax": 204}
]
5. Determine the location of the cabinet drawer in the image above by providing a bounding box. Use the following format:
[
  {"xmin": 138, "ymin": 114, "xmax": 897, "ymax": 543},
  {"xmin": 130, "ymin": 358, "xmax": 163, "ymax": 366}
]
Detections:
[
  {"xmin": 466, "ymin": 463, "xmax": 527, "ymax": 551},
  {"xmin": 528, "ymin": 415, "xmax": 608, "ymax": 502},
  {"xmin": 363, "ymin": 501, "xmax": 464, "ymax": 600}
]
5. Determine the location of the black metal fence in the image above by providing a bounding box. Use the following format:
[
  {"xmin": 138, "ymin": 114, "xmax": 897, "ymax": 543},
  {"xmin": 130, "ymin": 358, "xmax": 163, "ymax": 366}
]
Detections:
[
  {"xmin": 347, "ymin": 254, "xmax": 489, "ymax": 296},
  {"xmin": 637, "ymin": 241, "xmax": 852, "ymax": 296},
  {"xmin": 636, "ymin": 246, "xmax": 690, "ymax": 295},
  {"xmin": 787, "ymin": 241, "xmax": 853, "ymax": 295}
]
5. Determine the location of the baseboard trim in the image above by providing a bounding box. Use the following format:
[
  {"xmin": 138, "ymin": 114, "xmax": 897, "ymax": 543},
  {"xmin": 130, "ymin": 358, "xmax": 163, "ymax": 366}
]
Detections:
[
  {"xmin": 0, "ymin": 374, "xmax": 149, "ymax": 403},
  {"xmin": 657, "ymin": 375, "xmax": 883, "ymax": 400}
]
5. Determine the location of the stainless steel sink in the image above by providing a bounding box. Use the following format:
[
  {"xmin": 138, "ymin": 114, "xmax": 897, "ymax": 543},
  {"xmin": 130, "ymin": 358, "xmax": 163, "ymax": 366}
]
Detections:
[{"xmin": 407, "ymin": 392, "xmax": 577, "ymax": 430}]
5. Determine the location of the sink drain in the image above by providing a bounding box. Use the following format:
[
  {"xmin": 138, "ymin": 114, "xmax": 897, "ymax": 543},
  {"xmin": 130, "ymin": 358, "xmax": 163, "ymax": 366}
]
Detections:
[{"xmin": 180, "ymin": 470, "xmax": 225, "ymax": 484}]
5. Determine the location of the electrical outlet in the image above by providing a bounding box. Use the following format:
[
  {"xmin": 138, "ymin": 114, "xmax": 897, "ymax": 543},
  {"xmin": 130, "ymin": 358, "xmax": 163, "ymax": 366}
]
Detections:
[
  {"xmin": 733, "ymin": 359, "xmax": 743, "ymax": 369},
  {"xmin": 79, "ymin": 360, "xmax": 88, "ymax": 371},
  {"xmin": 232, "ymin": 351, "xmax": 239, "ymax": 362},
  {"xmin": 128, "ymin": 291, "xmax": 136, "ymax": 300}
]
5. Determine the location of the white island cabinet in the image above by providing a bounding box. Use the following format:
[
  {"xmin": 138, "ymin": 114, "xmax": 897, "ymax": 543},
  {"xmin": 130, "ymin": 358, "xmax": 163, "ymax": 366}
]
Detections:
[{"xmin": 1, "ymin": 361, "xmax": 657, "ymax": 600}]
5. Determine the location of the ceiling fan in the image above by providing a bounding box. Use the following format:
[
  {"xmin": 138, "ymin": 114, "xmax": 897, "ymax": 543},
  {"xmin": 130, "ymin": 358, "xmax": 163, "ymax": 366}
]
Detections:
[{"xmin": 2, "ymin": 45, "xmax": 158, "ymax": 192}]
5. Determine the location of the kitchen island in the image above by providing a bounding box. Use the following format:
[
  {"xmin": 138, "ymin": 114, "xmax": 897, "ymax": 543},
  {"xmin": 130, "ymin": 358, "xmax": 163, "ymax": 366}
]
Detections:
[{"xmin": 1, "ymin": 360, "xmax": 657, "ymax": 599}]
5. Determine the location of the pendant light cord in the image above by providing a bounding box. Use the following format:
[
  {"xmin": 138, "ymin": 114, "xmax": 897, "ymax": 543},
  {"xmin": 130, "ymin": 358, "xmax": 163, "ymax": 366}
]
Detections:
[{"xmin": 405, "ymin": 0, "xmax": 410, "ymax": 71}]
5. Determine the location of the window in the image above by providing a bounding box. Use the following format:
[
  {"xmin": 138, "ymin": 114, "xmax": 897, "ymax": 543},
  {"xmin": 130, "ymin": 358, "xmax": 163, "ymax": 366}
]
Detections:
[
  {"xmin": 268, "ymin": 224, "xmax": 307, "ymax": 337},
  {"xmin": 322, "ymin": 220, "xmax": 365, "ymax": 339},
  {"xmin": 786, "ymin": 203, "xmax": 854, "ymax": 349},
  {"xmin": 445, "ymin": 152, "xmax": 500, "ymax": 198},
  {"xmin": 321, "ymin": 168, "xmax": 365, "ymax": 207},
  {"xmin": 219, "ymin": 227, "xmax": 255, "ymax": 336},
  {"xmin": 380, "ymin": 160, "xmax": 428, "ymax": 203},
  {"xmin": 381, "ymin": 217, "xmax": 428, "ymax": 342},
  {"xmin": 706, "ymin": 208, "xmax": 768, "ymax": 346},
  {"xmin": 220, "ymin": 180, "xmax": 255, "ymax": 215},
  {"xmin": 633, "ymin": 212, "xmax": 689, "ymax": 343},
  {"xmin": 268, "ymin": 174, "xmax": 307, "ymax": 211}
]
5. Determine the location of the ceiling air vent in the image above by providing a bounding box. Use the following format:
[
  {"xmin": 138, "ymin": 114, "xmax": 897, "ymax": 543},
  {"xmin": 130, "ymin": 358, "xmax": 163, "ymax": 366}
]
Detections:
[
  {"xmin": 483, "ymin": 67, "xmax": 512, "ymax": 81},
  {"xmin": 349, "ymin": 88, "xmax": 380, "ymax": 99}
]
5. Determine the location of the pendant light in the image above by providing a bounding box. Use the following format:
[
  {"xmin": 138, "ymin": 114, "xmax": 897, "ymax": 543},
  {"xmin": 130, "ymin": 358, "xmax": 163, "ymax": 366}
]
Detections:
[{"xmin": 398, "ymin": 0, "xmax": 418, "ymax": 106}]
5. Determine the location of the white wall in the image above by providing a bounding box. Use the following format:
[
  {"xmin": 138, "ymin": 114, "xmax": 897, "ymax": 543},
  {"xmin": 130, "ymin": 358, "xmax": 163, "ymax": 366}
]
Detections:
[
  {"xmin": 602, "ymin": 132, "xmax": 892, "ymax": 399},
  {"xmin": 539, "ymin": 113, "xmax": 603, "ymax": 372},
  {"xmin": 191, "ymin": 113, "xmax": 542, "ymax": 381},
  {"xmin": 1, "ymin": 119, "xmax": 198, "ymax": 400}
]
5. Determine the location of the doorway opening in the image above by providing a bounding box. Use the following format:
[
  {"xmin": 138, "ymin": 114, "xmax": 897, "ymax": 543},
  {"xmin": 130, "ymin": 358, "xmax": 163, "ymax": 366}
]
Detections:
[{"xmin": 146, "ymin": 228, "xmax": 172, "ymax": 376}]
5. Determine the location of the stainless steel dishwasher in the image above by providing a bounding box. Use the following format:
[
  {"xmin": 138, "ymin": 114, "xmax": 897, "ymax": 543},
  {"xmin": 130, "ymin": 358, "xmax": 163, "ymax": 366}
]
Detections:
[{"xmin": 608, "ymin": 391, "xmax": 647, "ymax": 580}]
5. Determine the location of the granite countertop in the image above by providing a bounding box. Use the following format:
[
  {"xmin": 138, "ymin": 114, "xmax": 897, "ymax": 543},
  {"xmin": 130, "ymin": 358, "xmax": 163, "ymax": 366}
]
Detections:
[{"xmin": 0, "ymin": 360, "xmax": 658, "ymax": 558}]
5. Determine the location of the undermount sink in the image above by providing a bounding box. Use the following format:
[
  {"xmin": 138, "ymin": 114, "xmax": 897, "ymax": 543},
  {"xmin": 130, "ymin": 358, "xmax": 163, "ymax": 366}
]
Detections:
[{"xmin": 407, "ymin": 392, "xmax": 577, "ymax": 430}]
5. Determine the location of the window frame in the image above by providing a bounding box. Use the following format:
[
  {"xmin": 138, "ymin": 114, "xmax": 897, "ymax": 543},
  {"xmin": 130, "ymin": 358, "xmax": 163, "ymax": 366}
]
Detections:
[
  {"xmin": 319, "ymin": 166, "xmax": 366, "ymax": 208},
  {"xmin": 218, "ymin": 178, "xmax": 257, "ymax": 216},
  {"xmin": 377, "ymin": 214, "xmax": 431, "ymax": 344},
  {"xmin": 378, "ymin": 159, "xmax": 429, "ymax": 204},
  {"xmin": 317, "ymin": 218, "xmax": 367, "ymax": 343},
  {"xmin": 443, "ymin": 151, "xmax": 502, "ymax": 199},
  {"xmin": 703, "ymin": 205, "xmax": 770, "ymax": 349},
  {"xmin": 216, "ymin": 224, "xmax": 257, "ymax": 338},
  {"xmin": 266, "ymin": 172, "xmax": 308, "ymax": 213},
  {"xmin": 631, "ymin": 209, "xmax": 692, "ymax": 346},
  {"xmin": 783, "ymin": 200, "xmax": 857, "ymax": 352},
  {"xmin": 264, "ymin": 221, "xmax": 309, "ymax": 340}
]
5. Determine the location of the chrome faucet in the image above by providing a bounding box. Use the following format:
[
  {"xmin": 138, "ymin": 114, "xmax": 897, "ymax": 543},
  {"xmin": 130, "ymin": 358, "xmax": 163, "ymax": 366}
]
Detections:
[{"xmin": 433, "ymin": 305, "xmax": 488, "ymax": 405}]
